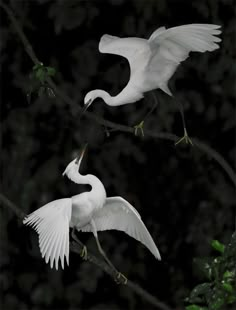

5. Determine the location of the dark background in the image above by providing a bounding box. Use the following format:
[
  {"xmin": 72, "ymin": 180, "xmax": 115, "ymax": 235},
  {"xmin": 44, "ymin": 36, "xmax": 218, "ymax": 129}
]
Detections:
[{"xmin": 1, "ymin": 0, "xmax": 235, "ymax": 309}]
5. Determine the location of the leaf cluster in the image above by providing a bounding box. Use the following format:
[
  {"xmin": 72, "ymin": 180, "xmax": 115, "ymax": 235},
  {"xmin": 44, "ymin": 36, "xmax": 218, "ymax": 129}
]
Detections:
[
  {"xmin": 186, "ymin": 233, "xmax": 236, "ymax": 310},
  {"xmin": 27, "ymin": 63, "xmax": 56, "ymax": 103}
]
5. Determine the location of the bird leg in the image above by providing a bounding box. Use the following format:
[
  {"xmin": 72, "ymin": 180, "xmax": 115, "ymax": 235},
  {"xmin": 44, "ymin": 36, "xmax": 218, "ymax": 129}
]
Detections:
[
  {"xmin": 94, "ymin": 235, "xmax": 127, "ymax": 285},
  {"xmin": 175, "ymin": 127, "xmax": 193, "ymax": 146},
  {"xmin": 80, "ymin": 246, "xmax": 88, "ymax": 260},
  {"xmin": 174, "ymin": 100, "xmax": 193, "ymax": 146},
  {"xmin": 133, "ymin": 92, "xmax": 159, "ymax": 137},
  {"xmin": 116, "ymin": 272, "xmax": 128, "ymax": 285},
  {"xmin": 71, "ymin": 228, "xmax": 88, "ymax": 260},
  {"xmin": 134, "ymin": 120, "xmax": 144, "ymax": 137},
  {"xmin": 94, "ymin": 235, "xmax": 117, "ymax": 270}
]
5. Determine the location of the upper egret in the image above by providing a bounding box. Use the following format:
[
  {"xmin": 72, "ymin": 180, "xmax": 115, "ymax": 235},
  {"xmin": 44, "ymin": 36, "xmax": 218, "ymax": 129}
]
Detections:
[
  {"xmin": 23, "ymin": 146, "xmax": 161, "ymax": 274},
  {"xmin": 83, "ymin": 24, "xmax": 221, "ymax": 140}
]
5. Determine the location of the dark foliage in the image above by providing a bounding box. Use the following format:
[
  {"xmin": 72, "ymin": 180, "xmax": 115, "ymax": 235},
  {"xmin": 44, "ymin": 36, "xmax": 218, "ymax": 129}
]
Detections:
[{"xmin": 1, "ymin": 0, "xmax": 235, "ymax": 309}]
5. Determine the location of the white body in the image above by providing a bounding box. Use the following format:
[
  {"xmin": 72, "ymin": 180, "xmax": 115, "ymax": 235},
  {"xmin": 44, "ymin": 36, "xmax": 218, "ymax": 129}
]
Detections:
[
  {"xmin": 84, "ymin": 24, "xmax": 221, "ymax": 106},
  {"xmin": 23, "ymin": 157, "xmax": 161, "ymax": 269}
]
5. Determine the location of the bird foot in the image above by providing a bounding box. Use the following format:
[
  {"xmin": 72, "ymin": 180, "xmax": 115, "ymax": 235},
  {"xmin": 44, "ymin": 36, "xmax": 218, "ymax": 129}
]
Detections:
[
  {"xmin": 115, "ymin": 272, "xmax": 128, "ymax": 285},
  {"xmin": 71, "ymin": 228, "xmax": 87, "ymax": 260},
  {"xmin": 175, "ymin": 128, "xmax": 193, "ymax": 146},
  {"xmin": 80, "ymin": 246, "xmax": 88, "ymax": 260},
  {"xmin": 134, "ymin": 120, "xmax": 144, "ymax": 137}
]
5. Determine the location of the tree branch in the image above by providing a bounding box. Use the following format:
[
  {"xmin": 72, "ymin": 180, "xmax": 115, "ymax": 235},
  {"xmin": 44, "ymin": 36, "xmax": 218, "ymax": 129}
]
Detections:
[
  {"xmin": 1, "ymin": 2, "xmax": 235, "ymax": 308},
  {"xmin": 1, "ymin": 1, "xmax": 235, "ymax": 188},
  {"xmin": 0, "ymin": 1, "xmax": 40, "ymax": 65},
  {"xmin": 0, "ymin": 193, "xmax": 25, "ymax": 219},
  {"xmin": 0, "ymin": 192, "xmax": 173, "ymax": 310}
]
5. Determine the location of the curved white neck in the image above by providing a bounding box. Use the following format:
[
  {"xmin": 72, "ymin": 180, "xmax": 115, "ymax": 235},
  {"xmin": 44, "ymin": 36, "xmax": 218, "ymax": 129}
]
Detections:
[
  {"xmin": 94, "ymin": 89, "xmax": 114, "ymax": 106},
  {"xmin": 94, "ymin": 87, "xmax": 143, "ymax": 106},
  {"xmin": 67, "ymin": 169, "xmax": 106, "ymax": 202}
]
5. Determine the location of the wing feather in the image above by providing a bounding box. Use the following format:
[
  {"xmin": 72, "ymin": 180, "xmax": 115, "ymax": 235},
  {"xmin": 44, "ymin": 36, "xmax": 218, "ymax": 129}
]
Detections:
[
  {"xmin": 146, "ymin": 24, "xmax": 221, "ymax": 94},
  {"xmin": 148, "ymin": 24, "xmax": 221, "ymax": 65},
  {"xmin": 80, "ymin": 197, "xmax": 161, "ymax": 260},
  {"xmin": 99, "ymin": 35, "xmax": 151, "ymax": 74},
  {"xmin": 59, "ymin": 220, "xmax": 67, "ymax": 269},
  {"xmin": 23, "ymin": 198, "xmax": 72, "ymax": 270},
  {"xmin": 45, "ymin": 223, "xmax": 58, "ymax": 264}
]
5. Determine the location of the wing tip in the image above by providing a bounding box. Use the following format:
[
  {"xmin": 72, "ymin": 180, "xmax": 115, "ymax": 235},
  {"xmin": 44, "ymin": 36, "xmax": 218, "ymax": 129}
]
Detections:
[
  {"xmin": 99, "ymin": 34, "xmax": 110, "ymax": 51},
  {"xmin": 99, "ymin": 34, "xmax": 119, "ymax": 52}
]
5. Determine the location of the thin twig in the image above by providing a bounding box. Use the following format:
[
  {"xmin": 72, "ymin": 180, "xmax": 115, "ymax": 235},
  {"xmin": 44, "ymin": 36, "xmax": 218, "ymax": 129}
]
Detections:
[
  {"xmin": 0, "ymin": 192, "xmax": 173, "ymax": 310},
  {"xmin": 192, "ymin": 138, "xmax": 236, "ymax": 188},
  {"xmin": 1, "ymin": 1, "xmax": 235, "ymax": 188},
  {"xmin": 0, "ymin": 193, "xmax": 25, "ymax": 219},
  {"xmin": 0, "ymin": 1, "xmax": 40, "ymax": 65}
]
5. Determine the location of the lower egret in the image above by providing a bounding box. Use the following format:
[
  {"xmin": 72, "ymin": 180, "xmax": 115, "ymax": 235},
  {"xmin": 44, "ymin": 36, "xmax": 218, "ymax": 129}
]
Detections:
[
  {"xmin": 83, "ymin": 24, "xmax": 221, "ymax": 141},
  {"xmin": 23, "ymin": 145, "xmax": 161, "ymax": 275}
]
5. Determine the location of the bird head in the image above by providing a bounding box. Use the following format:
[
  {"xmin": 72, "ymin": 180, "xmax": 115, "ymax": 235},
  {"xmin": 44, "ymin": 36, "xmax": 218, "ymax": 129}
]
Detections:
[
  {"xmin": 62, "ymin": 144, "xmax": 87, "ymax": 178},
  {"xmin": 83, "ymin": 91, "xmax": 97, "ymax": 112}
]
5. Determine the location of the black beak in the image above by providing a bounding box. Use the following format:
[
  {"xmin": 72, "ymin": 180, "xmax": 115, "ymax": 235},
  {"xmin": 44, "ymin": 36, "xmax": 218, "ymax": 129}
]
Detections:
[
  {"xmin": 75, "ymin": 143, "xmax": 88, "ymax": 164},
  {"xmin": 79, "ymin": 99, "xmax": 92, "ymax": 119}
]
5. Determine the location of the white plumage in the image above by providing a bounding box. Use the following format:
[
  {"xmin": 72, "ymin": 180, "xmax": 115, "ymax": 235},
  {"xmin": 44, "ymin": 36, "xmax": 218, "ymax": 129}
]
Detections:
[
  {"xmin": 24, "ymin": 198, "xmax": 71, "ymax": 269},
  {"xmin": 84, "ymin": 24, "xmax": 221, "ymax": 107},
  {"xmin": 23, "ymin": 147, "xmax": 161, "ymax": 270},
  {"xmin": 81, "ymin": 197, "xmax": 160, "ymax": 259}
]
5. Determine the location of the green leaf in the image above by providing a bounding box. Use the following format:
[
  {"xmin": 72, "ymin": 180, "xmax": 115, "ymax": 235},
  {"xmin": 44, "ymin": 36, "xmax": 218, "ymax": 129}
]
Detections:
[
  {"xmin": 209, "ymin": 297, "xmax": 225, "ymax": 310},
  {"xmin": 33, "ymin": 64, "xmax": 40, "ymax": 70},
  {"xmin": 186, "ymin": 305, "xmax": 207, "ymax": 310},
  {"xmin": 211, "ymin": 240, "xmax": 225, "ymax": 254},
  {"xmin": 186, "ymin": 234, "xmax": 236, "ymax": 310},
  {"xmin": 224, "ymin": 233, "xmax": 236, "ymax": 260},
  {"xmin": 223, "ymin": 270, "xmax": 234, "ymax": 280},
  {"xmin": 33, "ymin": 63, "xmax": 44, "ymax": 70},
  {"xmin": 32, "ymin": 64, "xmax": 55, "ymax": 84},
  {"xmin": 189, "ymin": 283, "xmax": 212, "ymax": 302},
  {"xmin": 222, "ymin": 282, "xmax": 233, "ymax": 293},
  {"xmin": 194, "ymin": 258, "xmax": 213, "ymax": 280},
  {"xmin": 35, "ymin": 68, "xmax": 46, "ymax": 83},
  {"xmin": 227, "ymin": 294, "xmax": 236, "ymax": 304},
  {"xmin": 46, "ymin": 66, "xmax": 56, "ymax": 77}
]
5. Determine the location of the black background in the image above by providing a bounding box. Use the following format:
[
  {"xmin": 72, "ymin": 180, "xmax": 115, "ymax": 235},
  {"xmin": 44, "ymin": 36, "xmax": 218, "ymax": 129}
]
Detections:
[{"xmin": 1, "ymin": 0, "xmax": 235, "ymax": 309}]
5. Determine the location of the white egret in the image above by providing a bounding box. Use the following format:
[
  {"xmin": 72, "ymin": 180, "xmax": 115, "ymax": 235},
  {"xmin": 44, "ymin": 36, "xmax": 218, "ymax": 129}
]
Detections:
[
  {"xmin": 23, "ymin": 145, "xmax": 161, "ymax": 274},
  {"xmin": 83, "ymin": 24, "xmax": 221, "ymax": 141}
]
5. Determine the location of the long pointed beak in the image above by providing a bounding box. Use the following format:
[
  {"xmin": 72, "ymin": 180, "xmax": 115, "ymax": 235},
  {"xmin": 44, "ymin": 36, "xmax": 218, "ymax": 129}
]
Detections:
[
  {"xmin": 79, "ymin": 99, "xmax": 92, "ymax": 119},
  {"xmin": 75, "ymin": 143, "xmax": 88, "ymax": 165}
]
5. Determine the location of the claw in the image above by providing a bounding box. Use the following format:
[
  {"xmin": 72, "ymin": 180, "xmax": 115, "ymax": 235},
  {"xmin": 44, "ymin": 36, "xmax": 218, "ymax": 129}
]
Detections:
[
  {"xmin": 115, "ymin": 272, "xmax": 128, "ymax": 285},
  {"xmin": 175, "ymin": 128, "xmax": 193, "ymax": 146},
  {"xmin": 134, "ymin": 120, "xmax": 144, "ymax": 137},
  {"xmin": 80, "ymin": 246, "xmax": 88, "ymax": 260}
]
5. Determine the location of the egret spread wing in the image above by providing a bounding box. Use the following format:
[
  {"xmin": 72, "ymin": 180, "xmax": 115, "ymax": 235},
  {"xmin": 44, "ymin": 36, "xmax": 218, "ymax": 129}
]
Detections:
[
  {"xmin": 81, "ymin": 196, "xmax": 161, "ymax": 260},
  {"xmin": 23, "ymin": 198, "xmax": 72, "ymax": 270},
  {"xmin": 149, "ymin": 24, "xmax": 221, "ymax": 62},
  {"xmin": 99, "ymin": 35, "xmax": 151, "ymax": 74},
  {"xmin": 146, "ymin": 24, "xmax": 221, "ymax": 95}
]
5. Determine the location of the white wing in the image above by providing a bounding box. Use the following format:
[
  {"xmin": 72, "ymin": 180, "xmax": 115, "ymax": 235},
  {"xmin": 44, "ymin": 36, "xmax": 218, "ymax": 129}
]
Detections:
[
  {"xmin": 99, "ymin": 35, "xmax": 151, "ymax": 75},
  {"xmin": 23, "ymin": 198, "xmax": 72, "ymax": 270},
  {"xmin": 147, "ymin": 24, "xmax": 221, "ymax": 95},
  {"xmin": 149, "ymin": 24, "xmax": 221, "ymax": 61},
  {"xmin": 81, "ymin": 196, "xmax": 161, "ymax": 260}
]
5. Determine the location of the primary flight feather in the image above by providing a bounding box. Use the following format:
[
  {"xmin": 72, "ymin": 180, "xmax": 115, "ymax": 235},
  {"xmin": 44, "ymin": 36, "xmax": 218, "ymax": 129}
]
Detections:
[
  {"xmin": 23, "ymin": 146, "xmax": 161, "ymax": 269},
  {"xmin": 84, "ymin": 24, "xmax": 221, "ymax": 108}
]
